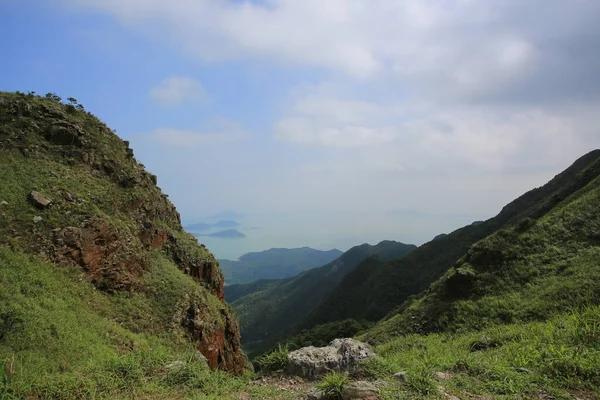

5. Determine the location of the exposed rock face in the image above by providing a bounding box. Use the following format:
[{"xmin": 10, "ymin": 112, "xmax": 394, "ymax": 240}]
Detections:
[
  {"xmin": 287, "ymin": 338, "xmax": 375, "ymax": 379},
  {"xmin": 342, "ymin": 381, "xmax": 380, "ymax": 400},
  {"xmin": 45, "ymin": 120, "xmax": 84, "ymax": 146},
  {"xmin": 176, "ymin": 297, "xmax": 246, "ymax": 373},
  {"xmin": 52, "ymin": 218, "xmax": 144, "ymax": 292}
]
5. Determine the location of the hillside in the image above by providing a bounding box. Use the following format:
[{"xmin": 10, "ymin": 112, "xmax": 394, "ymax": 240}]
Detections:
[
  {"xmin": 337, "ymin": 151, "xmax": 600, "ymax": 399},
  {"xmin": 305, "ymin": 150, "xmax": 600, "ymax": 327},
  {"xmin": 228, "ymin": 241, "xmax": 416, "ymax": 356},
  {"xmin": 364, "ymin": 155, "xmax": 600, "ymax": 342},
  {"xmin": 220, "ymin": 247, "xmax": 343, "ymax": 285},
  {"xmin": 0, "ymin": 92, "xmax": 252, "ymax": 398}
]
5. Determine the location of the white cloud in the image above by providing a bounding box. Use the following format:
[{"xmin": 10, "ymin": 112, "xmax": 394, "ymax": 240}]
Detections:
[
  {"xmin": 275, "ymin": 89, "xmax": 600, "ymax": 171},
  {"xmin": 147, "ymin": 119, "xmax": 248, "ymax": 147},
  {"xmin": 67, "ymin": 0, "xmax": 600, "ymax": 252},
  {"xmin": 71, "ymin": 1, "xmax": 600, "ymax": 102},
  {"xmin": 149, "ymin": 76, "xmax": 207, "ymax": 106}
]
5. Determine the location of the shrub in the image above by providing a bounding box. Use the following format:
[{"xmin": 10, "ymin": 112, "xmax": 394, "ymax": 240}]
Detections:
[
  {"xmin": 255, "ymin": 343, "xmax": 289, "ymax": 372},
  {"xmin": 316, "ymin": 373, "xmax": 349, "ymax": 400}
]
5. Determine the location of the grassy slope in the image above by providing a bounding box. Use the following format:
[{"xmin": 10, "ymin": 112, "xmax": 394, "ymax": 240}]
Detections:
[
  {"xmin": 307, "ymin": 150, "xmax": 600, "ymax": 326},
  {"xmin": 230, "ymin": 241, "xmax": 416, "ymax": 356},
  {"xmin": 342, "ymin": 154, "xmax": 600, "ymax": 399},
  {"xmin": 0, "ymin": 248, "xmax": 302, "ymax": 399},
  {"xmin": 220, "ymin": 247, "xmax": 343, "ymax": 285},
  {"xmin": 361, "ymin": 306, "xmax": 599, "ymax": 399},
  {"xmin": 365, "ymin": 164, "xmax": 600, "ymax": 341}
]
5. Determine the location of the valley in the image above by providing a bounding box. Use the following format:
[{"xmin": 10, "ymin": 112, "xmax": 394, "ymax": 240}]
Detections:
[{"xmin": 1, "ymin": 91, "xmax": 599, "ymax": 400}]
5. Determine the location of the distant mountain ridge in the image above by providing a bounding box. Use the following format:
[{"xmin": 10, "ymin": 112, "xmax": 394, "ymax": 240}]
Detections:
[
  {"xmin": 225, "ymin": 240, "xmax": 416, "ymax": 355},
  {"xmin": 198, "ymin": 229, "xmax": 246, "ymax": 239},
  {"xmin": 220, "ymin": 247, "xmax": 343, "ymax": 285}
]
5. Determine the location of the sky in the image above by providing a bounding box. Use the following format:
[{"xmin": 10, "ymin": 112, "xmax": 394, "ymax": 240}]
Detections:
[{"xmin": 1, "ymin": 0, "xmax": 600, "ymax": 259}]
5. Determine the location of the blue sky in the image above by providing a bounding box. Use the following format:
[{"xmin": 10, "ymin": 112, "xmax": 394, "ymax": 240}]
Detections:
[{"xmin": 2, "ymin": 0, "xmax": 600, "ymax": 258}]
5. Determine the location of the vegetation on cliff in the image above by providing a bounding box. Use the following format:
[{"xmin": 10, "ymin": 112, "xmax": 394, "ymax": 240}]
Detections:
[{"xmin": 0, "ymin": 91, "xmax": 259, "ymax": 398}]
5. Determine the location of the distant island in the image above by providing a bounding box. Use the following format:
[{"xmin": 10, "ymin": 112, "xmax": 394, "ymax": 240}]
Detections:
[
  {"xmin": 197, "ymin": 229, "xmax": 246, "ymax": 239},
  {"xmin": 186, "ymin": 220, "xmax": 240, "ymax": 232}
]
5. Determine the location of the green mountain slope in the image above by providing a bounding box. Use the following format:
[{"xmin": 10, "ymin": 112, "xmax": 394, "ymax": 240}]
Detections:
[
  {"xmin": 225, "ymin": 278, "xmax": 286, "ymax": 303},
  {"xmin": 220, "ymin": 247, "xmax": 343, "ymax": 285},
  {"xmin": 338, "ymin": 152, "xmax": 600, "ymax": 399},
  {"xmin": 306, "ymin": 150, "xmax": 600, "ymax": 326},
  {"xmin": 364, "ymin": 156, "xmax": 600, "ymax": 342},
  {"xmin": 229, "ymin": 241, "xmax": 416, "ymax": 355},
  {"xmin": 0, "ymin": 92, "xmax": 249, "ymax": 398}
]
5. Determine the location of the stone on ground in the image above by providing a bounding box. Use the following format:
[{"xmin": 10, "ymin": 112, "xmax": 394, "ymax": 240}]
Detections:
[
  {"xmin": 341, "ymin": 381, "xmax": 380, "ymax": 400},
  {"xmin": 28, "ymin": 191, "xmax": 52, "ymax": 209},
  {"xmin": 286, "ymin": 338, "xmax": 375, "ymax": 379}
]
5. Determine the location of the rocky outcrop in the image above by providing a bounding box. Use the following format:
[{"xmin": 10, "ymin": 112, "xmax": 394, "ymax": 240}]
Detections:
[
  {"xmin": 52, "ymin": 218, "xmax": 144, "ymax": 292},
  {"xmin": 45, "ymin": 120, "xmax": 84, "ymax": 146},
  {"xmin": 0, "ymin": 91, "xmax": 246, "ymax": 374},
  {"xmin": 287, "ymin": 338, "xmax": 375, "ymax": 379},
  {"xmin": 176, "ymin": 296, "xmax": 246, "ymax": 374}
]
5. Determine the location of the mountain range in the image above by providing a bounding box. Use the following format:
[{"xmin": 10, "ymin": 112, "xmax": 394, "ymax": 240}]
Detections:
[
  {"xmin": 219, "ymin": 247, "xmax": 343, "ymax": 285},
  {"xmin": 225, "ymin": 240, "xmax": 417, "ymax": 355}
]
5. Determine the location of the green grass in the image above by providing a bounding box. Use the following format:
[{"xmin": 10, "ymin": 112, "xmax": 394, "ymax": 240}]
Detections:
[
  {"xmin": 357, "ymin": 306, "xmax": 600, "ymax": 399},
  {"xmin": 0, "ymin": 247, "xmax": 295, "ymax": 399},
  {"xmin": 255, "ymin": 344, "xmax": 289, "ymax": 373},
  {"xmin": 315, "ymin": 373, "xmax": 350, "ymax": 399}
]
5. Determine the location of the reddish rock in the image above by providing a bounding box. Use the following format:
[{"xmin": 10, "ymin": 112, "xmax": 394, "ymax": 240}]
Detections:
[
  {"xmin": 182, "ymin": 300, "xmax": 246, "ymax": 374},
  {"xmin": 53, "ymin": 218, "xmax": 144, "ymax": 292},
  {"xmin": 139, "ymin": 227, "xmax": 169, "ymax": 249}
]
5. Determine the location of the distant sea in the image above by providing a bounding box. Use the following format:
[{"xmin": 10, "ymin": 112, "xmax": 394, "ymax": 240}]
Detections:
[{"xmin": 190, "ymin": 212, "xmax": 481, "ymax": 260}]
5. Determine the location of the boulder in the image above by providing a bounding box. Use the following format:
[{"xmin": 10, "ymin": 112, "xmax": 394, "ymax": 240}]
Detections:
[
  {"xmin": 341, "ymin": 381, "xmax": 380, "ymax": 400},
  {"xmin": 29, "ymin": 191, "xmax": 52, "ymax": 209},
  {"xmin": 287, "ymin": 338, "xmax": 375, "ymax": 379}
]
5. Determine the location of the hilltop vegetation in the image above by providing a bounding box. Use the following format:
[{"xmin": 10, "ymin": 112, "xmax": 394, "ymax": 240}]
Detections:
[{"xmin": 220, "ymin": 247, "xmax": 343, "ymax": 285}]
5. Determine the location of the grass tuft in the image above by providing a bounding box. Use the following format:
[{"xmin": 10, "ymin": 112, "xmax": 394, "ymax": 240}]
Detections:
[{"xmin": 315, "ymin": 372, "xmax": 349, "ymax": 400}]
